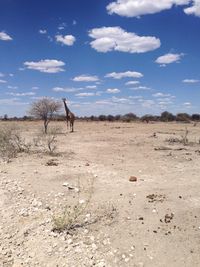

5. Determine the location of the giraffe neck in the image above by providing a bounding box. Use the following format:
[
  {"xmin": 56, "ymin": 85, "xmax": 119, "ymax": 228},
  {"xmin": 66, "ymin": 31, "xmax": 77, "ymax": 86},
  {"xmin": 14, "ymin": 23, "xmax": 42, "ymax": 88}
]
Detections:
[{"xmin": 63, "ymin": 101, "xmax": 70, "ymax": 114}]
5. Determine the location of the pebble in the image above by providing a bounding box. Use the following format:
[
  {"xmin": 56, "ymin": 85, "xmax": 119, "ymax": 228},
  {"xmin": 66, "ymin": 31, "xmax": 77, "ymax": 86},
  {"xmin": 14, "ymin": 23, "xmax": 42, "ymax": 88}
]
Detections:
[
  {"xmin": 129, "ymin": 176, "xmax": 138, "ymax": 182},
  {"xmin": 92, "ymin": 243, "xmax": 98, "ymax": 250},
  {"xmin": 67, "ymin": 239, "xmax": 73, "ymax": 245}
]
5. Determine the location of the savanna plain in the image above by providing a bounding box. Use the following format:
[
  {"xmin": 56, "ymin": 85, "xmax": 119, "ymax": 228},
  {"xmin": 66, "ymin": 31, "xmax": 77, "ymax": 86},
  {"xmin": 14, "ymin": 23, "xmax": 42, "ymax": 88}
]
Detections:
[{"xmin": 0, "ymin": 120, "xmax": 200, "ymax": 267}]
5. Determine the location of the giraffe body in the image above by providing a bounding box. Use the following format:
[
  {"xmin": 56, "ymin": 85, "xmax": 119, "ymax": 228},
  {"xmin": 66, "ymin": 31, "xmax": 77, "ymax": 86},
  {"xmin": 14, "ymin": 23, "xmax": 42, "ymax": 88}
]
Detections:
[{"xmin": 62, "ymin": 98, "xmax": 75, "ymax": 132}]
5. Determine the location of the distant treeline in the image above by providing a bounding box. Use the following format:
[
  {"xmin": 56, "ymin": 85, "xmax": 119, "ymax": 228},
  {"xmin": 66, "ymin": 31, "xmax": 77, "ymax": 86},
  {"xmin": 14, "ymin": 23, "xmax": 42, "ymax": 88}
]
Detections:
[{"xmin": 1, "ymin": 112, "xmax": 200, "ymax": 123}]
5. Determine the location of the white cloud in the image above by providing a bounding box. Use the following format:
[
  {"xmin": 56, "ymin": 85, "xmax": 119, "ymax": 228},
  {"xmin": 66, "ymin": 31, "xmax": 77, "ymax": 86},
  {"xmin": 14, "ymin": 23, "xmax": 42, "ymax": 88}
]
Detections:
[
  {"xmin": 183, "ymin": 102, "xmax": 192, "ymax": 107},
  {"xmin": 24, "ymin": 59, "xmax": 65, "ymax": 73},
  {"xmin": 88, "ymin": 26, "xmax": 160, "ymax": 53},
  {"xmin": 73, "ymin": 75, "xmax": 99, "ymax": 82},
  {"xmin": 86, "ymin": 85, "xmax": 97, "ymax": 89},
  {"xmin": 125, "ymin": 80, "xmax": 140, "ymax": 86},
  {"xmin": 75, "ymin": 92, "xmax": 95, "ymax": 97},
  {"xmin": 58, "ymin": 22, "xmax": 67, "ymax": 30},
  {"xmin": 0, "ymin": 79, "xmax": 7, "ymax": 83},
  {"xmin": 106, "ymin": 88, "xmax": 120, "ymax": 94},
  {"xmin": 182, "ymin": 79, "xmax": 199, "ymax": 83},
  {"xmin": 52, "ymin": 87, "xmax": 82, "ymax": 93},
  {"xmin": 0, "ymin": 98, "xmax": 28, "ymax": 105},
  {"xmin": 129, "ymin": 95, "xmax": 143, "ymax": 99},
  {"xmin": 39, "ymin": 29, "xmax": 47, "ymax": 34},
  {"xmin": 7, "ymin": 86, "xmax": 18, "ymax": 89},
  {"xmin": 32, "ymin": 86, "xmax": 39, "ymax": 90},
  {"xmin": 153, "ymin": 92, "xmax": 171, "ymax": 97},
  {"xmin": 184, "ymin": 0, "xmax": 200, "ymax": 17},
  {"xmin": 55, "ymin": 34, "xmax": 76, "ymax": 46},
  {"xmin": 106, "ymin": 0, "xmax": 191, "ymax": 17},
  {"xmin": 0, "ymin": 72, "xmax": 5, "ymax": 77},
  {"xmin": 73, "ymin": 20, "xmax": 77, "ymax": 25},
  {"xmin": 112, "ymin": 96, "xmax": 130, "ymax": 103},
  {"xmin": 131, "ymin": 86, "xmax": 151, "ymax": 91},
  {"xmin": 105, "ymin": 71, "xmax": 143, "ymax": 79},
  {"xmin": 155, "ymin": 53, "xmax": 184, "ymax": 66},
  {"xmin": 140, "ymin": 99, "xmax": 155, "ymax": 108},
  {"xmin": 7, "ymin": 92, "xmax": 35, "ymax": 96},
  {"xmin": 0, "ymin": 31, "xmax": 12, "ymax": 41}
]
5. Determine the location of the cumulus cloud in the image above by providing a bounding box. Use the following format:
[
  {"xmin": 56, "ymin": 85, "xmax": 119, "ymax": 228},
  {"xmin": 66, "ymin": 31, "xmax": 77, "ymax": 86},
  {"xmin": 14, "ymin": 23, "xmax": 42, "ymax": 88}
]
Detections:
[
  {"xmin": 125, "ymin": 80, "xmax": 140, "ymax": 86},
  {"xmin": 106, "ymin": 88, "xmax": 120, "ymax": 93},
  {"xmin": 39, "ymin": 29, "xmax": 47, "ymax": 34},
  {"xmin": 183, "ymin": 102, "xmax": 192, "ymax": 107},
  {"xmin": 105, "ymin": 71, "xmax": 143, "ymax": 79},
  {"xmin": 184, "ymin": 0, "xmax": 200, "ymax": 17},
  {"xmin": 112, "ymin": 96, "xmax": 130, "ymax": 103},
  {"xmin": 0, "ymin": 72, "xmax": 5, "ymax": 77},
  {"xmin": 140, "ymin": 99, "xmax": 155, "ymax": 108},
  {"xmin": 155, "ymin": 53, "xmax": 184, "ymax": 66},
  {"xmin": 55, "ymin": 34, "xmax": 76, "ymax": 46},
  {"xmin": 88, "ymin": 26, "xmax": 160, "ymax": 53},
  {"xmin": 7, "ymin": 92, "xmax": 35, "ymax": 96},
  {"xmin": 52, "ymin": 87, "xmax": 82, "ymax": 93},
  {"xmin": 0, "ymin": 79, "xmax": 7, "ymax": 83},
  {"xmin": 7, "ymin": 86, "xmax": 18, "ymax": 89},
  {"xmin": 153, "ymin": 92, "xmax": 171, "ymax": 97},
  {"xmin": 130, "ymin": 86, "xmax": 151, "ymax": 91},
  {"xmin": 0, "ymin": 31, "xmax": 12, "ymax": 41},
  {"xmin": 24, "ymin": 59, "xmax": 65, "ymax": 73},
  {"xmin": 75, "ymin": 92, "xmax": 95, "ymax": 97},
  {"xmin": 0, "ymin": 98, "xmax": 28, "ymax": 106},
  {"xmin": 86, "ymin": 85, "xmax": 97, "ymax": 89},
  {"xmin": 58, "ymin": 22, "xmax": 67, "ymax": 30},
  {"xmin": 106, "ymin": 0, "xmax": 194, "ymax": 17},
  {"xmin": 73, "ymin": 75, "xmax": 99, "ymax": 82},
  {"xmin": 182, "ymin": 79, "xmax": 199, "ymax": 83}
]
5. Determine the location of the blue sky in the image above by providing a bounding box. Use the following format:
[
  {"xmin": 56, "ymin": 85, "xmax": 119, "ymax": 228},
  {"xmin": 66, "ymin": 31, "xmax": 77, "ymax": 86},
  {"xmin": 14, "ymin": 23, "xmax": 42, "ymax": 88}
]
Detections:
[{"xmin": 0, "ymin": 0, "xmax": 200, "ymax": 117}]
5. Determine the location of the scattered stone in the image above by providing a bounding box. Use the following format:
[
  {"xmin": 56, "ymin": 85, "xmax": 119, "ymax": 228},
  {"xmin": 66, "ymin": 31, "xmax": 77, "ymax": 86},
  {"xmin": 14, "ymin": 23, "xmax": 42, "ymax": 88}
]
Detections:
[
  {"xmin": 67, "ymin": 239, "xmax": 73, "ymax": 245},
  {"xmin": 45, "ymin": 159, "xmax": 58, "ymax": 166},
  {"xmin": 129, "ymin": 176, "xmax": 137, "ymax": 182},
  {"xmin": 62, "ymin": 182, "xmax": 69, "ymax": 187},
  {"xmin": 79, "ymin": 199, "xmax": 85, "ymax": 204},
  {"xmin": 146, "ymin": 193, "xmax": 165, "ymax": 203},
  {"xmin": 92, "ymin": 243, "xmax": 98, "ymax": 251},
  {"xmin": 164, "ymin": 213, "xmax": 174, "ymax": 223}
]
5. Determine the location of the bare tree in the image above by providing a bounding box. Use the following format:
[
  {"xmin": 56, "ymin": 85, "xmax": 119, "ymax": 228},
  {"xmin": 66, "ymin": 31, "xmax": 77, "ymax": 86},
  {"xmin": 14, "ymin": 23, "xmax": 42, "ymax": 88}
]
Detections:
[{"xmin": 29, "ymin": 98, "xmax": 62, "ymax": 133}]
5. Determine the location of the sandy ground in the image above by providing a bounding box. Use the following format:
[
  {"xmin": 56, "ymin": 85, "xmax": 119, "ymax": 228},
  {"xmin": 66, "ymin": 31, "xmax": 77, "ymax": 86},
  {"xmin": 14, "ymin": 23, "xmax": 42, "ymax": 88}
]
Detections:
[{"xmin": 0, "ymin": 120, "xmax": 200, "ymax": 267}]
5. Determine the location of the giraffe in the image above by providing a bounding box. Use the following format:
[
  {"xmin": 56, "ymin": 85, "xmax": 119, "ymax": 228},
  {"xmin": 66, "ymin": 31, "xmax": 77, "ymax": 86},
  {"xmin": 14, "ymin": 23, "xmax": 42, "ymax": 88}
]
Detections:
[{"xmin": 62, "ymin": 98, "xmax": 75, "ymax": 132}]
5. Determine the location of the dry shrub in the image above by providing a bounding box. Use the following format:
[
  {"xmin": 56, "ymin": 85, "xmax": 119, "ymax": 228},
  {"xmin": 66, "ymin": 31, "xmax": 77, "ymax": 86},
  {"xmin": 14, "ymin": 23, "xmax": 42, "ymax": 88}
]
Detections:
[
  {"xmin": 166, "ymin": 127, "xmax": 189, "ymax": 146},
  {"xmin": 52, "ymin": 177, "xmax": 117, "ymax": 233},
  {"xmin": 33, "ymin": 127, "xmax": 60, "ymax": 155},
  {"xmin": 52, "ymin": 178, "xmax": 94, "ymax": 232},
  {"xmin": 0, "ymin": 124, "xmax": 31, "ymax": 160}
]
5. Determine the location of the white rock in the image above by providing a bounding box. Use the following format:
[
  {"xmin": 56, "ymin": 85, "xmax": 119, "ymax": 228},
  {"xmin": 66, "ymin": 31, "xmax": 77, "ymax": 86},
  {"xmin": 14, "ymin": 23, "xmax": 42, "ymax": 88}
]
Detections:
[
  {"xmin": 91, "ymin": 243, "xmax": 98, "ymax": 250},
  {"xmin": 67, "ymin": 239, "xmax": 73, "ymax": 245},
  {"xmin": 90, "ymin": 236, "xmax": 95, "ymax": 241}
]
